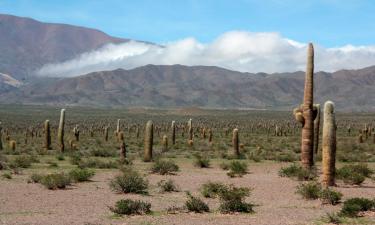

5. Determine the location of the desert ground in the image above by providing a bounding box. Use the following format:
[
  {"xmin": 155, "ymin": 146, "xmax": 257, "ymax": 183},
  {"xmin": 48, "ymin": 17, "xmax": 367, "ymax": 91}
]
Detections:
[{"xmin": 0, "ymin": 105, "xmax": 374, "ymax": 225}]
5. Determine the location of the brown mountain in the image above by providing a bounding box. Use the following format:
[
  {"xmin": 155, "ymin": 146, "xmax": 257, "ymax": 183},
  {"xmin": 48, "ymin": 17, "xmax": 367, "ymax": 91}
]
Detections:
[
  {"xmin": 1, "ymin": 64, "xmax": 374, "ymax": 111},
  {"xmin": 0, "ymin": 14, "xmax": 128, "ymax": 79}
]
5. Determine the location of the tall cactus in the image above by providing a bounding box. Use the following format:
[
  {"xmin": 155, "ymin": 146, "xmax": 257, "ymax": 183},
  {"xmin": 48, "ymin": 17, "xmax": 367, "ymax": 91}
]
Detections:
[
  {"xmin": 144, "ymin": 120, "xmax": 153, "ymax": 162},
  {"xmin": 162, "ymin": 135, "xmax": 168, "ymax": 152},
  {"xmin": 57, "ymin": 109, "xmax": 65, "ymax": 152},
  {"xmin": 171, "ymin": 121, "xmax": 176, "ymax": 145},
  {"xmin": 0, "ymin": 122, "xmax": 3, "ymax": 150},
  {"xmin": 116, "ymin": 119, "xmax": 120, "ymax": 134},
  {"xmin": 293, "ymin": 43, "xmax": 317, "ymax": 169},
  {"xmin": 188, "ymin": 119, "xmax": 193, "ymax": 141},
  {"xmin": 104, "ymin": 127, "xmax": 109, "ymax": 142},
  {"xmin": 322, "ymin": 101, "xmax": 336, "ymax": 187},
  {"xmin": 313, "ymin": 104, "xmax": 321, "ymax": 154},
  {"xmin": 44, "ymin": 120, "xmax": 51, "ymax": 150},
  {"xmin": 232, "ymin": 128, "xmax": 239, "ymax": 157}
]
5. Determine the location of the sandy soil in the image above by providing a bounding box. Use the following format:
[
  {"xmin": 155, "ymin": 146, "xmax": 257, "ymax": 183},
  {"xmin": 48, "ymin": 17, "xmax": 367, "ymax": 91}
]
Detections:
[{"xmin": 0, "ymin": 162, "xmax": 374, "ymax": 225}]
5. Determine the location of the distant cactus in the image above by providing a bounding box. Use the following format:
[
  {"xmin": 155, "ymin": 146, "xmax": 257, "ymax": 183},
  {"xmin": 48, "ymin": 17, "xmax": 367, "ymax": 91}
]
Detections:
[
  {"xmin": 322, "ymin": 101, "xmax": 336, "ymax": 187},
  {"xmin": 116, "ymin": 119, "xmax": 120, "ymax": 134},
  {"xmin": 162, "ymin": 135, "xmax": 168, "ymax": 152},
  {"xmin": 144, "ymin": 120, "xmax": 153, "ymax": 162},
  {"xmin": 293, "ymin": 43, "xmax": 316, "ymax": 169},
  {"xmin": 188, "ymin": 119, "xmax": 193, "ymax": 141},
  {"xmin": 313, "ymin": 104, "xmax": 321, "ymax": 154},
  {"xmin": 73, "ymin": 125, "xmax": 79, "ymax": 141},
  {"xmin": 9, "ymin": 140, "xmax": 16, "ymax": 151},
  {"xmin": 104, "ymin": 127, "xmax": 109, "ymax": 142},
  {"xmin": 208, "ymin": 129, "xmax": 213, "ymax": 143},
  {"xmin": 120, "ymin": 141, "xmax": 126, "ymax": 160},
  {"xmin": 171, "ymin": 121, "xmax": 176, "ymax": 145},
  {"xmin": 44, "ymin": 120, "xmax": 51, "ymax": 150},
  {"xmin": 57, "ymin": 109, "xmax": 65, "ymax": 152},
  {"xmin": 233, "ymin": 128, "xmax": 239, "ymax": 157},
  {"xmin": 0, "ymin": 122, "xmax": 3, "ymax": 150},
  {"xmin": 358, "ymin": 134, "xmax": 363, "ymax": 143},
  {"xmin": 118, "ymin": 131, "xmax": 124, "ymax": 142}
]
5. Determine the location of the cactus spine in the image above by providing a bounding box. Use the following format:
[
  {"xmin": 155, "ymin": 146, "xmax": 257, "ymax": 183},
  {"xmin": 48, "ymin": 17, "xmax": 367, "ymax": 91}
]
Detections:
[
  {"xmin": 322, "ymin": 101, "xmax": 336, "ymax": 187},
  {"xmin": 57, "ymin": 109, "xmax": 65, "ymax": 152},
  {"xmin": 171, "ymin": 121, "xmax": 176, "ymax": 145},
  {"xmin": 232, "ymin": 128, "xmax": 239, "ymax": 157},
  {"xmin": 313, "ymin": 104, "xmax": 321, "ymax": 154},
  {"xmin": 44, "ymin": 120, "xmax": 51, "ymax": 150},
  {"xmin": 144, "ymin": 120, "xmax": 153, "ymax": 162},
  {"xmin": 293, "ymin": 43, "xmax": 316, "ymax": 169}
]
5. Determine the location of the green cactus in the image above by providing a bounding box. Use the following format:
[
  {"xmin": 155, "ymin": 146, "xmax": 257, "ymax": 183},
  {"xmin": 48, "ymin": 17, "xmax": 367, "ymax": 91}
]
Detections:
[
  {"xmin": 57, "ymin": 109, "xmax": 65, "ymax": 152},
  {"xmin": 44, "ymin": 120, "xmax": 51, "ymax": 150},
  {"xmin": 322, "ymin": 101, "xmax": 336, "ymax": 187},
  {"xmin": 144, "ymin": 120, "xmax": 153, "ymax": 162}
]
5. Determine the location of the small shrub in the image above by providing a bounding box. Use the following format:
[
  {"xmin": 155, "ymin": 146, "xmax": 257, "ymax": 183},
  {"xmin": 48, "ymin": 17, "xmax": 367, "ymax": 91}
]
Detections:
[
  {"xmin": 295, "ymin": 182, "xmax": 322, "ymax": 200},
  {"xmin": 324, "ymin": 212, "xmax": 343, "ymax": 224},
  {"xmin": 90, "ymin": 148, "xmax": 116, "ymax": 157},
  {"xmin": 278, "ymin": 163, "xmax": 317, "ymax": 181},
  {"xmin": 69, "ymin": 168, "xmax": 95, "ymax": 182},
  {"xmin": 56, "ymin": 154, "xmax": 65, "ymax": 161},
  {"xmin": 40, "ymin": 173, "xmax": 71, "ymax": 190},
  {"xmin": 9, "ymin": 155, "xmax": 33, "ymax": 168},
  {"xmin": 185, "ymin": 192, "xmax": 209, "ymax": 213},
  {"xmin": 151, "ymin": 160, "xmax": 179, "ymax": 175},
  {"xmin": 47, "ymin": 161, "xmax": 59, "ymax": 168},
  {"xmin": 109, "ymin": 199, "xmax": 151, "ymax": 215},
  {"xmin": 157, "ymin": 179, "xmax": 179, "ymax": 192},
  {"xmin": 109, "ymin": 170, "xmax": 148, "ymax": 194},
  {"xmin": 201, "ymin": 182, "xmax": 228, "ymax": 198},
  {"xmin": 218, "ymin": 185, "xmax": 254, "ymax": 213},
  {"xmin": 319, "ymin": 188, "xmax": 343, "ymax": 205},
  {"xmin": 339, "ymin": 198, "xmax": 375, "ymax": 217},
  {"xmin": 193, "ymin": 154, "xmax": 210, "ymax": 168},
  {"xmin": 227, "ymin": 161, "xmax": 248, "ymax": 177},
  {"xmin": 336, "ymin": 164, "xmax": 373, "ymax": 185},
  {"xmin": 219, "ymin": 162, "xmax": 229, "ymax": 170},
  {"xmin": 1, "ymin": 172, "xmax": 12, "ymax": 179},
  {"xmin": 29, "ymin": 173, "xmax": 43, "ymax": 183},
  {"xmin": 78, "ymin": 158, "xmax": 118, "ymax": 169}
]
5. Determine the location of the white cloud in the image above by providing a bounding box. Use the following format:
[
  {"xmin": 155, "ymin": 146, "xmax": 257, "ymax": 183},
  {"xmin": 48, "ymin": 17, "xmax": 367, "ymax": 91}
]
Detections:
[{"xmin": 35, "ymin": 31, "xmax": 375, "ymax": 77}]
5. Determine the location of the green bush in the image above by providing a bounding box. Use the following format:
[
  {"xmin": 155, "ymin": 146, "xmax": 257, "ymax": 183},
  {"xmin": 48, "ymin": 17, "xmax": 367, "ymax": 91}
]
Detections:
[
  {"xmin": 219, "ymin": 162, "xmax": 229, "ymax": 170},
  {"xmin": 90, "ymin": 148, "xmax": 116, "ymax": 157},
  {"xmin": 227, "ymin": 161, "xmax": 248, "ymax": 177},
  {"xmin": 9, "ymin": 155, "xmax": 34, "ymax": 168},
  {"xmin": 157, "ymin": 179, "xmax": 179, "ymax": 192},
  {"xmin": 109, "ymin": 199, "xmax": 151, "ymax": 215},
  {"xmin": 109, "ymin": 170, "xmax": 148, "ymax": 194},
  {"xmin": 185, "ymin": 192, "xmax": 209, "ymax": 213},
  {"xmin": 1, "ymin": 172, "xmax": 12, "ymax": 179},
  {"xmin": 295, "ymin": 182, "xmax": 322, "ymax": 200},
  {"xmin": 29, "ymin": 173, "xmax": 43, "ymax": 183},
  {"xmin": 40, "ymin": 173, "xmax": 71, "ymax": 190},
  {"xmin": 218, "ymin": 185, "xmax": 254, "ymax": 213},
  {"xmin": 278, "ymin": 163, "xmax": 317, "ymax": 181},
  {"xmin": 69, "ymin": 168, "xmax": 95, "ymax": 182},
  {"xmin": 336, "ymin": 165, "xmax": 368, "ymax": 185},
  {"xmin": 151, "ymin": 160, "xmax": 179, "ymax": 175},
  {"xmin": 319, "ymin": 188, "xmax": 343, "ymax": 205},
  {"xmin": 201, "ymin": 182, "xmax": 228, "ymax": 198},
  {"xmin": 193, "ymin": 154, "xmax": 210, "ymax": 168},
  {"xmin": 78, "ymin": 158, "xmax": 118, "ymax": 169},
  {"xmin": 56, "ymin": 154, "xmax": 65, "ymax": 161},
  {"xmin": 339, "ymin": 198, "xmax": 375, "ymax": 217}
]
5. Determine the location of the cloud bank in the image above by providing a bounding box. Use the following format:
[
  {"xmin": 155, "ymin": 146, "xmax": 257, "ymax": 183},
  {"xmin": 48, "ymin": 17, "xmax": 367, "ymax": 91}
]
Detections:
[{"xmin": 36, "ymin": 31, "xmax": 375, "ymax": 77}]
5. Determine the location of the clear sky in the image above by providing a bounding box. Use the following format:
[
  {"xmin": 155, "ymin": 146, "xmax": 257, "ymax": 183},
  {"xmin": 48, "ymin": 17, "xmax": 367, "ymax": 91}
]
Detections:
[{"xmin": 1, "ymin": 0, "xmax": 374, "ymax": 47}]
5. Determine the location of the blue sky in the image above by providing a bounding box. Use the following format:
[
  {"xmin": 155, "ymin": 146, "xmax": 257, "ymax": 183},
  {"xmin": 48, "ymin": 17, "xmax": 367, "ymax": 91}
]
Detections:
[{"xmin": 1, "ymin": 0, "xmax": 374, "ymax": 47}]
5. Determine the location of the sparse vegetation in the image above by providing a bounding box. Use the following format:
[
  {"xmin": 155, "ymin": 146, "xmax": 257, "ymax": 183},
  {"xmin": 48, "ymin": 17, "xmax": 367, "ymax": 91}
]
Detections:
[
  {"xmin": 109, "ymin": 170, "xmax": 148, "ymax": 194},
  {"xmin": 157, "ymin": 179, "xmax": 179, "ymax": 192},
  {"xmin": 151, "ymin": 159, "xmax": 179, "ymax": 175},
  {"xmin": 109, "ymin": 199, "xmax": 151, "ymax": 215},
  {"xmin": 185, "ymin": 192, "xmax": 210, "ymax": 213}
]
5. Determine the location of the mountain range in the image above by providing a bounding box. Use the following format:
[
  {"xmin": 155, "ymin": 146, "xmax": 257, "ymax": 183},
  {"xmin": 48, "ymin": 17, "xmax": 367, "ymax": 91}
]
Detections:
[{"xmin": 0, "ymin": 14, "xmax": 374, "ymax": 111}]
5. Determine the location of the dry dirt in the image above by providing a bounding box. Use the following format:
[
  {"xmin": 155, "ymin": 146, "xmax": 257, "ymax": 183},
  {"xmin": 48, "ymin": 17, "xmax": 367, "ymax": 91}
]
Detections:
[{"xmin": 1, "ymin": 161, "xmax": 374, "ymax": 225}]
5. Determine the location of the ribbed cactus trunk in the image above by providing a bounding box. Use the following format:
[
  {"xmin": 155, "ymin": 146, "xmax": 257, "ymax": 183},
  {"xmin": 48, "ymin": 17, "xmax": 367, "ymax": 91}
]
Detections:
[
  {"xmin": 104, "ymin": 127, "xmax": 109, "ymax": 142},
  {"xmin": 313, "ymin": 104, "xmax": 321, "ymax": 155},
  {"xmin": 162, "ymin": 135, "xmax": 168, "ymax": 152},
  {"xmin": 0, "ymin": 122, "xmax": 3, "ymax": 150},
  {"xmin": 293, "ymin": 43, "xmax": 315, "ymax": 169},
  {"xmin": 57, "ymin": 109, "xmax": 65, "ymax": 152},
  {"xmin": 116, "ymin": 119, "xmax": 120, "ymax": 134},
  {"xmin": 144, "ymin": 120, "xmax": 153, "ymax": 162},
  {"xmin": 322, "ymin": 101, "xmax": 336, "ymax": 187},
  {"xmin": 208, "ymin": 129, "xmax": 212, "ymax": 143},
  {"xmin": 120, "ymin": 141, "xmax": 126, "ymax": 160},
  {"xmin": 44, "ymin": 120, "xmax": 51, "ymax": 150},
  {"xmin": 232, "ymin": 128, "xmax": 239, "ymax": 157},
  {"xmin": 171, "ymin": 121, "xmax": 176, "ymax": 145},
  {"xmin": 188, "ymin": 119, "xmax": 193, "ymax": 141},
  {"xmin": 10, "ymin": 140, "xmax": 16, "ymax": 151}
]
